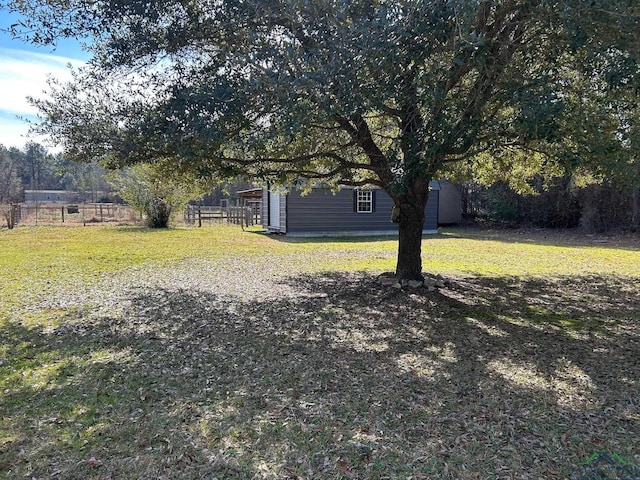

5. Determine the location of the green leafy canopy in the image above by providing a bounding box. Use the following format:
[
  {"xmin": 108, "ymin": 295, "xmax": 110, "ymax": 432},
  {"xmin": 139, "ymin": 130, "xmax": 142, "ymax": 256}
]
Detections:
[{"xmin": 4, "ymin": 0, "xmax": 635, "ymax": 188}]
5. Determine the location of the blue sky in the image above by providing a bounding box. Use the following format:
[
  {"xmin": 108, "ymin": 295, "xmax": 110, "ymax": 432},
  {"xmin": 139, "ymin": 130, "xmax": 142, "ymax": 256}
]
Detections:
[{"xmin": 0, "ymin": 9, "xmax": 89, "ymax": 149}]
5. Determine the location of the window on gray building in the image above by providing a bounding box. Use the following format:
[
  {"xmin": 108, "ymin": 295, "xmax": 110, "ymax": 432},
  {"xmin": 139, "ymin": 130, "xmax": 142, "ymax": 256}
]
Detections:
[{"xmin": 356, "ymin": 189, "xmax": 373, "ymax": 213}]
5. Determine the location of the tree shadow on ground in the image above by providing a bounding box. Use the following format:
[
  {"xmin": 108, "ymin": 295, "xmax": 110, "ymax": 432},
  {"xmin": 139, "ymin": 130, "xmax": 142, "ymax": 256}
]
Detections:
[
  {"xmin": 437, "ymin": 226, "xmax": 640, "ymax": 252},
  {"xmin": 1, "ymin": 272, "xmax": 638, "ymax": 479},
  {"xmin": 257, "ymin": 226, "xmax": 640, "ymax": 253}
]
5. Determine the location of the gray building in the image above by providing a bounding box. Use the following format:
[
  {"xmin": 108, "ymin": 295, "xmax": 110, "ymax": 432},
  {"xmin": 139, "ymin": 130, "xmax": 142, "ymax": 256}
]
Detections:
[
  {"xmin": 434, "ymin": 180, "xmax": 463, "ymax": 225},
  {"xmin": 24, "ymin": 190, "xmax": 114, "ymax": 204},
  {"xmin": 24, "ymin": 190, "xmax": 77, "ymax": 204},
  {"xmin": 263, "ymin": 182, "xmax": 459, "ymax": 237}
]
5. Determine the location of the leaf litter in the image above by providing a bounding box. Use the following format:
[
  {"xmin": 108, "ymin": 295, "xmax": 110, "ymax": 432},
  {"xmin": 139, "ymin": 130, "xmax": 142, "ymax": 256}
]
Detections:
[{"xmin": 0, "ymin": 229, "xmax": 638, "ymax": 479}]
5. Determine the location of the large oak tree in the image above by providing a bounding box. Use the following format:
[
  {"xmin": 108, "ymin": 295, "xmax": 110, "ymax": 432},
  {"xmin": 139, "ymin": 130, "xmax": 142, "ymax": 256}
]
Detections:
[{"xmin": 4, "ymin": 0, "xmax": 639, "ymax": 281}]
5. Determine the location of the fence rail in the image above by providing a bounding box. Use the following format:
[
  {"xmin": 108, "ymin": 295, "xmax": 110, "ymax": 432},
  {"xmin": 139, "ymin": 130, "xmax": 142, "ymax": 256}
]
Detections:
[
  {"xmin": 10, "ymin": 203, "xmax": 142, "ymax": 226},
  {"xmin": 3, "ymin": 203, "xmax": 262, "ymax": 228},
  {"xmin": 184, "ymin": 205, "xmax": 261, "ymax": 228}
]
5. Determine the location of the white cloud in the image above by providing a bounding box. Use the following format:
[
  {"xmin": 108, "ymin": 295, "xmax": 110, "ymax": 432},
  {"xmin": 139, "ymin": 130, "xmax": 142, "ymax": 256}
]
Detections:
[
  {"xmin": 0, "ymin": 113, "xmax": 55, "ymax": 149},
  {"xmin": 0, "ymin": 47, "xmax": 85, "ymax": 149},
  {"xmin": 0, "ymin": 115, "xmax": 30, "ymax": 148}
]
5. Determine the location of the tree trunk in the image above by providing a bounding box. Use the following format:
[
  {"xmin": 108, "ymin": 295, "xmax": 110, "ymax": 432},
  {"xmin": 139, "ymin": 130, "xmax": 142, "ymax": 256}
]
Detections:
[
  {"xmin": 631, "ymin": 187, "xmax": 639, "ymax": 232},
  {"xmin": 394, "ymin": 183, "xmax": 430, "ymax": 281},
  {"xmin": 8, "ymin": 204, "xmax": 17, "ymax": 229}
]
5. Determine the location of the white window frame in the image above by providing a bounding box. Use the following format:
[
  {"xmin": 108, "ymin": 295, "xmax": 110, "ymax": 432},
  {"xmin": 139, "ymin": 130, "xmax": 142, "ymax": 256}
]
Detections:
[{"xmin": 356, "ymin": 189, "xmax": 373, "ymax": 213}]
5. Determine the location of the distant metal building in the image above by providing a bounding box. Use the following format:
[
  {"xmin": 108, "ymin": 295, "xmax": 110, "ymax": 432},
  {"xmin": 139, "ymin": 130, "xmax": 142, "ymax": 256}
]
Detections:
[
  {"xmin": 24, "ymin": 190, "xmax": 77, "ymax": 204},
  {"xmin": 24, "ymin": 190, "xmax": 114, "ymax": 204},
  {"xmin": 262, "ymin": 182, "xmax": 459, "ymax": 237}
]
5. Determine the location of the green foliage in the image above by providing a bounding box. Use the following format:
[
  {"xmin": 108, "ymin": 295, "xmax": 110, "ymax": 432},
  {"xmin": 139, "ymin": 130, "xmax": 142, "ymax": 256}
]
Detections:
[
  {"xmin": 444, "ymin": 149, "xmax": 566, "ymax": 196},
  {"xmin": 460, "ymin": 174, "xmax": 640, "ymax": 231},
  {"xmin": 0, "ymin": 141, "xmax": 111, "ymax": 201},
  {"xmin": 22, "ymin": 141, "xmax": 59, "ymax": 190},
  {"xmin": 522, "ymin": 177, "xmax": 582, "ymax": 229},
  {"xmin": 9, "ymin": 1, "xmax": 637, "ymax": 187},
  {"xmin": 107, "ymin": 163, "xmax": 215, "ymax": 228},
  {"xmin": 55, "ymin": 157, "xmax": 111, "ymax": 197},
  {"xmin": 576, "ymin": 181, "xmax": 634, "ymax": 233},
  {"xmin": 484, "ymin": 182, "xmax": 521, "ymax": 223},
  {"xmin": 1, "ymin": 142, "xmax": 67, "ymax": 228},
  {"xmin": 0, "ymin": 145, "xmax": 23, "ymax": 203}
]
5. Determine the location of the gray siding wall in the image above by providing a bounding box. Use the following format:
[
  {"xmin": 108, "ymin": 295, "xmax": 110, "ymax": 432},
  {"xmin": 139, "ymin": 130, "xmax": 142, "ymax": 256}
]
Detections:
[
  {"xmin": 425, "ymin": 189, "xmax": 439, "ymax": 230},
  {"xmin": 280, "ymin": 194, "xmax": 287, "ymax": 233},
  {"xmin": 285, "ymin": 187, "xmax": 439, "ymax": 235}
]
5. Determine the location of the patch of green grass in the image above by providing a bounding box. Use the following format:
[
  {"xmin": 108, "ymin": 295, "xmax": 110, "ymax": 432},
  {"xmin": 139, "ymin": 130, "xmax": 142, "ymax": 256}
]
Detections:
[
  {"xmin": 1, "ymin": 225, "xmax": 639, "ymax": 478},
  {"xmin": 1, "ymin": 225, "xmax": 637, "ymax": 293}
]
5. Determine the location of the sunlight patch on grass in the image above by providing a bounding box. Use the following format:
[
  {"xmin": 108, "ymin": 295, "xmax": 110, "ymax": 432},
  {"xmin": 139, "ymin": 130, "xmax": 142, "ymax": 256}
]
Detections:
[
  {"xmin": 88, "ymin": 348, "xmax": 135, "ymax": 365},
  {"xmin": 396, "ymin": 353, "xmax": 439, "ymax": 379},
  {"xmin": 15, "ymin": 358, "xmax": 75, "ymax": 391},
  {"xmin": 555, "ymin": 358, "xmax": 595, "ymax": 390},
  {"xmin": 432, "ymin": 342, "xmax": 458, "ymax": 363},
  {"xmin": 487, "ymin": 357, "xmax": 595, "ymax": 409},
  {"xmin": 1, "ymin": 347, "xmax": 134, "ymax": 398},
  {"xmin": 396, "ymin": 343, "xmax": 458, "ymax": 380},
  {"xmin": 21, "ymin": 307, "xmax": 80, "ymax": 329},
  {"xmin": 488, "ymin": 358, "xmax": 555, "ymax": 390},
  {"xmin": 338, "ymin": 329, "xmax": 391, "ymax": 353},
  {"xmin": 558, "ymin": 318, "xmax": 584, "ymax": 330},
  {"xmin": 423, "ymin": 233, "xmax": 640, "ymax": 277},
  {"xmin": 0, "ymin": 433, "xmax": 19, "ymax": 447},
  {"xmin": 1, "ymin": 226, "xmax": 638, "ymax": 294}
]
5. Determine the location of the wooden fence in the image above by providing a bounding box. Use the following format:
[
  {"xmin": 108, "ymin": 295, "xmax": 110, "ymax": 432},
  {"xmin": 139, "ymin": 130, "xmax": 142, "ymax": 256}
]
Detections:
[
  {"xmin": 4, "ymin": 203, "xmax": 261, "ymax": 228},
  {"xmin": 12, "ymin": 203, "xmax": 142, "ymax": 226},
  {"xmin": 184, "ymin": 205, "xmax": 261, "ymax": 228}
]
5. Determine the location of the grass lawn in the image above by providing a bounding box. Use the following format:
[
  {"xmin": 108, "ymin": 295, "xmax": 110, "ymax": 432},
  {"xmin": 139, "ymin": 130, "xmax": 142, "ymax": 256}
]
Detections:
[{"xmin": 0, "ymin": 225, "xmax": 639, "ymax": 479}]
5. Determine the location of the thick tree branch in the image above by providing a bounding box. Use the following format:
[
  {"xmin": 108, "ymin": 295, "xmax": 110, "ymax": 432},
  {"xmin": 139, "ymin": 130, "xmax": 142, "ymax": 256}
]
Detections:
[
  {"xmin": 442, "ymin": 2, "xmax": 536, "ymax": 159},
  {"xmin": 333, "ymin": 114, "xmax": 392, "ymax": 183},
  {"xmin": 219, "ymin": 151, "xmax": 359, "ymax": 168}
]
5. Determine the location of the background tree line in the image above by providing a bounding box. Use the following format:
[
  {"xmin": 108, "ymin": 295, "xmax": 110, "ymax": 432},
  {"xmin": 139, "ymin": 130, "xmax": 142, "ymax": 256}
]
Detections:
[
  {"xmin": 0, "ymin": 141, "xmax": 110, "ymax": 205},
  {"xmin": 461, "ymin": 176, "xmax": 639, "ymax": 233}
]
